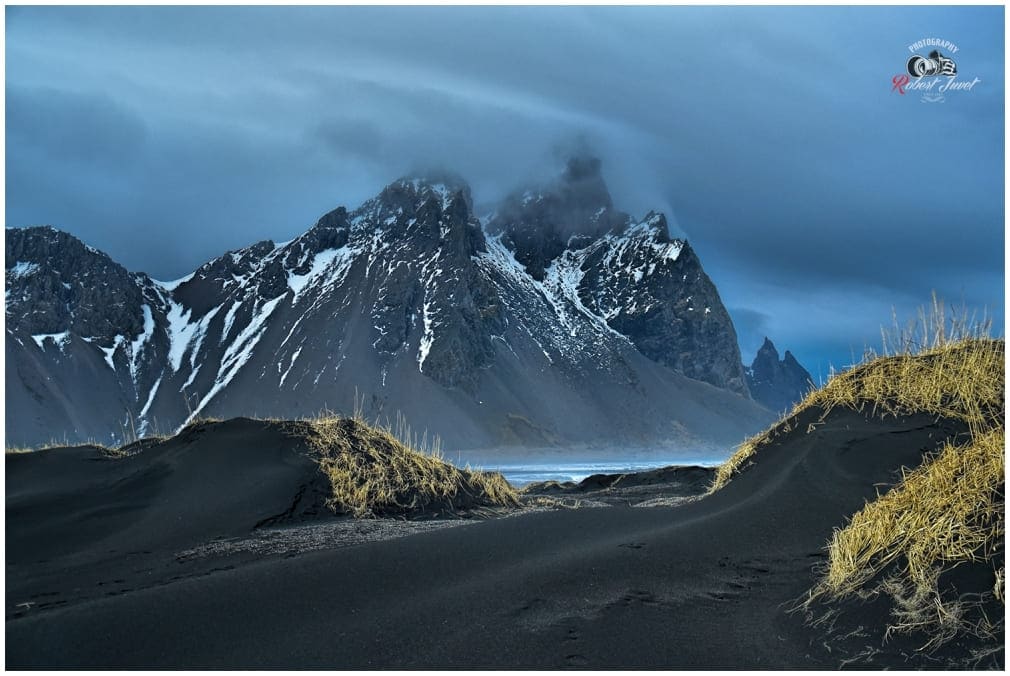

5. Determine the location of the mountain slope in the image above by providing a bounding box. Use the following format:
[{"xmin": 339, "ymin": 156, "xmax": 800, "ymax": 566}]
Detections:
[{"xmin": 6, "ymin": 163, "xmax": 776, "ymax": 451}]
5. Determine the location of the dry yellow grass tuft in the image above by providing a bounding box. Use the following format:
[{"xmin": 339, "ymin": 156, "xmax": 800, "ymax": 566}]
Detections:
[
  {"xmin": 709, "ymin": 404, "xmax": 808, "ymax": 492},
  {"xmin": 712, "ymin": 297, "xmax": 1004, "ymax": 652},
  {"xmin": 709, "ymin": 433, "xmax": 761, "ymax": 494},
  {"xmin": 177, "ymin": 416, "xmax": 223, "ymax": 434},
  {"xmin": 6, "ymin": 441, "xmax": 114, "ymax": 455},
  {"xmin": 712, "ymin": 296, "xmax": 1002, "ymax": 493},
  {"xmin": 809, "ymin": 308, "xmax": 1003, "ymax": 650},
  {"xmin": 809, "ymin": 417, "xmax": 1004, "ymax": 651},
  {"xmin": 290, "ymin": 414, "xmax": 518, "ymax": 518},
  {"xmin": 818, "ymin": 427, "xmax": 1004, "ymax": 601},
  {"xmin": 802, "ymin": 338, "xmax": 1003, "ymax": 434}
]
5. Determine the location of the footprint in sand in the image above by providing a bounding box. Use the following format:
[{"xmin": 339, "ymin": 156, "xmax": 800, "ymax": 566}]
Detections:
[{"xmin": 565, "ymin": 654, "xmax": 589, "ymax": 666}]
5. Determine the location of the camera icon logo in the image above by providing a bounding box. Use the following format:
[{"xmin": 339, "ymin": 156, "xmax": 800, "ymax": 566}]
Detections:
[{"xmin": 907, "ymin": 50, "xmax": 957, "ymax": 77}]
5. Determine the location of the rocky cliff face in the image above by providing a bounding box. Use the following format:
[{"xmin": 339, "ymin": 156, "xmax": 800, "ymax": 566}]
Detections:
[
  {"xmin": 6, "ymin": 227, "xmax": 146, "ymax": 341},
  {"xmin": 6, "ymin": 160, "xmax": 777, "ymax": 450},
  {"xmin": 745, "ymin": 337, "xmax": 815, "ymax": 413},
  {"xmin": 487, "ymin": 158, "xmax": 750, "ymax": 396}
]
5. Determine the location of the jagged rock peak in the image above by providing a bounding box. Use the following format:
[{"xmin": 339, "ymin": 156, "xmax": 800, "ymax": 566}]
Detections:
[
  {"xmin": 494, "ymin": 154, "xmax": 621, "ymax": 229},
  {"xmin": 380, "ymin": 171, "xmax": 474, "ymax": 214},
  {"xmin": 342, "ymin": 173, "xmax": 478, "ymax": 248},
  {"xmin": 752, "ymin": 337, "xmax": 780, "ymax": 373},
  {"xmin": 556, "ymin": 155, "xmax": 614, "ymax": 214},
  {"xmin": 635, "ymin": 211, "xmax": 672, "ymax": 244},
  {"xmin": 6, "ymin": 225, "xmax": 146, "ymax": 340},
  {"xmin": 7, "ymin": 225, "xmax": 111, "ymax": 267},
  {"xmin": 746, "ymin": 337, "xmax": 815, "ymax": 413},
  {"xmin": 487, "ymin": 156, "xmax": 638, "ymax": 280},
  {"xmin": 6, "ymin": 166, "xmax": 776, "ymax": 449}
]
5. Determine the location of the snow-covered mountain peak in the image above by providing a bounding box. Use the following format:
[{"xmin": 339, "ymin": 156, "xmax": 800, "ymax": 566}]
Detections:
[
  {"xmin": 366, "ymin": 173, "xmax": 473, "ymax": 219},
  {"xmin": 6, "ymin": 162, "xmax": 793, "ymax": 450}
]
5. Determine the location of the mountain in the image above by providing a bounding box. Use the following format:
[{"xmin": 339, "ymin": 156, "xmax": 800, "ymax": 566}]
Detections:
[
  {"xmin": 745, "ymin": 337, "xmax": 815, "ymax": 413},
  {"xmin": 486, "ymin": 157, "xmax": 749, "ymax": 396},
  {"xmin": 6, "ymin": 159, "xmax": 777, "ymax": 451}
]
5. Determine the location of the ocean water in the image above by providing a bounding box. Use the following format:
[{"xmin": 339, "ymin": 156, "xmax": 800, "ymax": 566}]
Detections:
[{"xmin": 486, "ymin": 459, "xmax": 721, "ymax": 487}]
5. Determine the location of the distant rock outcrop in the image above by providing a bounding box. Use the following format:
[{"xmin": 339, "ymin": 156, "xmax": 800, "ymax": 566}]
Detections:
[{"xmin": 745, "ymin": 337, "xmax": 815, "ymax": 413}]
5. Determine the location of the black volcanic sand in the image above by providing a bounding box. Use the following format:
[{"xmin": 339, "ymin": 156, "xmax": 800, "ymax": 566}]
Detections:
[{"xmin": 6, "ymin": 410, "xmax": 1002, "ymax": 668}]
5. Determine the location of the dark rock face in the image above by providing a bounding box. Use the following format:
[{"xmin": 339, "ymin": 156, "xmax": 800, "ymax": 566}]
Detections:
[
  {"xmin": 487, "ymin": 156, "xmax": 627, "ymax": 281},
  {"xmin": 353, "ymin": 178, "xmax": 500, "ymax": 391},
  {"xmin": 577, "ymin": 223, "xmax": 750, "ymax": 397},
  {"xmin": 6, "ymin": 162, "xmax": 776, "ymax": 450},
  {"xmin": 488, "ymin": 158, "xmax": 750, "ymax": 397},
  {"xmin": 6, "ymin": 227, "xmax": 145, "ymax": 341},
  {"xmin": 745, "ymin": 337, "xmax": 815, "ymax": 413}
]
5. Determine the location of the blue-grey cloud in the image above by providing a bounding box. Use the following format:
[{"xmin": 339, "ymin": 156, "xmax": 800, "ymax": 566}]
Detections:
[
  {"xmin": 5, "ymin": 5, "xmax": 1004, "ymax": 376},
  {"xmin": 7, "ymin": 86, "xmax": 147, "ymax": 167}
]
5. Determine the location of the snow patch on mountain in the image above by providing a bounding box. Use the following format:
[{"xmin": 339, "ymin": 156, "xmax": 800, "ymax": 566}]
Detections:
[
  {"xmin": 286, "ymin": 245, "xmax": 356, "ymax": 303},
  {"xmin": 99, "ymin": 335, "xmax": 126, "ymax": 371},
  {"xmin": 165, "ymin": 304, "xmax": 196, "ymax": 371},
  {"xmin": 478, "ymin": 234, "xmax": 542, "ymax": 298},
  {"xmin": 185, "ymin": 294, "xmax": 285, "ymax": 424},
  {"xmin": 129, "ymin": 304, "xmax": 155, "ymax": 386},
  {"xmin": 153, "ymin": 272, "xmax": 195, "ymax": 292},
  {"xmin": 406, "ymin": 179, "xmax": 461, "ymax": 211},
  {"xmin": 279, "ymin": 344, "xmax": 303, "ymax": 388},
  {"xmin": 31, "ymin": 331, "xmax": 70, "ymax": 351},
  {"xmin": 540, "ymin": 250, "xmax": 627, "ymax": 341},
  {"xmin": 137, "ymin": 375, "xmax": 162, "ymax": 435},
  {"xmin": 165, "ymin": 301, "xmax": 223, "ymax": 372},
  {"xmin": 418, "ymin": 300, "xmax": 435, "ymax": 371},
  {"xmin": 220, "ymin": 301, "xmax": 242, "ymax": 345},
  {"xmin": 9, "ymin": 262, "xmax": 40, "ymax": 279}
]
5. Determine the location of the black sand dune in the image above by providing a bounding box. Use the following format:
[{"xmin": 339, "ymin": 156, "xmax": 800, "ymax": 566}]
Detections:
[
  {"xmin": 6, "ymin": 408, "xmax": 999, "ymax": 668},
  {"xmin": 7, "ymin": 419, "xmax": 329, "ymax": 563}
]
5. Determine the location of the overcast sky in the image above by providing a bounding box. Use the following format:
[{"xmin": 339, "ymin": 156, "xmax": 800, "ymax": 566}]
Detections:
[{"xmin": 5, "ymin": 5, "xmax": 1004, "ymax": 380}]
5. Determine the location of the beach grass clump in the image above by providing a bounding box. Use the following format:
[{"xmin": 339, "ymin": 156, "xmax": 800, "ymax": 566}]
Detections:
[
  {"xmin": 821, "ymin": 427, "xmax": 1003, "ymax": 598},
  {"xmin": 814, "ymin": 427, "xmax": 1004, "ymax": 648},
  {"xmin": 711, "ymin": 296, "xmax": 1002, "ymax": 493},
  {"xmin": 5, "ymin": 447, "xmax": 36, "ymax": 455},
  {"xmin": 710, "ymin": 422, "xmax": 786, "ymax": 493},
  {"xmin": 291, "ymin": 413, "xmax": 519, "ymax": 518},
  {"xmin": 726, "ymin": 295, "xmax": 1004, "ymax": 653},
  {"xmin": 6, "ymin": 441, "xmax": 116, "ymax": 456},
  {"xmin": 802, "ymin": 337, "xmax": 1002, "ymax": 435},
  {"xmin": 807, "ymin": 302, "xmax": 1003, "ymax": 649},
  {"xmin": 712, "ymin": 298, "xmax": 1004, "ymax": 652}
]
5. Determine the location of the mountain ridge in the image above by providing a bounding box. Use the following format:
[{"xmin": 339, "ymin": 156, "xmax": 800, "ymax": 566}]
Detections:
[{"xmin": 6, "ymin": 161, "xmax": 795, "ymax": 451}]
